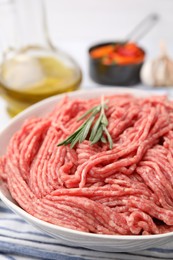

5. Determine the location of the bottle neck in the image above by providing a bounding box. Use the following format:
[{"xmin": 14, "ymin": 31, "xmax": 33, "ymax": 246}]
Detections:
[{"xmin": 16, "ymin": 0, "xmax": 50, "ymax": 48}]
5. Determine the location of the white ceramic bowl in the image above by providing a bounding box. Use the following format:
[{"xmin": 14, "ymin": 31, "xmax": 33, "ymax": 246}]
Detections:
[{"xmin": 0, "ymin": 87, "xmax": 172, "ymax": 253}]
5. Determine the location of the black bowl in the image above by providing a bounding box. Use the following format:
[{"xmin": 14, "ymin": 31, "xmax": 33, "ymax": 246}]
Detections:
[{"xmin": 88, "ymin": 42, "xmax": 145, "ymax": 86}]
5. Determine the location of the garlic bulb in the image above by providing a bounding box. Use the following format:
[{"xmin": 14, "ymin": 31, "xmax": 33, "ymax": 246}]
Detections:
[{"xmin": 140, "ymin": 45, "xmax": 173, "ymax": 87}]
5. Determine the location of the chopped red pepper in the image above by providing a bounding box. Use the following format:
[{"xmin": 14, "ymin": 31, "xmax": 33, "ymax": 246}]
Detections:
[{"xmin": 90, "ymin": 42, "xmax": 145, "ymax": 65}]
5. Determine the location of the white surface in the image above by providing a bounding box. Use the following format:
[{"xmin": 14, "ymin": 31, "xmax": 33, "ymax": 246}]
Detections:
[
  {"xmin": 0, "ymin": 97, "xmax": 9, "ymax": 131},
  {"xmin": 1, "ymin": 87, "xmax": 173, "ymax": 253}
]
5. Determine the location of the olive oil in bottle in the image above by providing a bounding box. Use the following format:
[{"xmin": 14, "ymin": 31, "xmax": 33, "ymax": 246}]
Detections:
[
  {"xmin": 0, "ymin": 0, "xmax": 82, "ymax": 117},
  {"xmin": 0, "ymin": 48, "xmax": 82, "ymax": 117}
]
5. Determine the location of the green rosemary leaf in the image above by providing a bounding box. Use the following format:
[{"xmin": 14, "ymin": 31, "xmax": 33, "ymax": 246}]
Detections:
[
  {"xmin": 101, "ymin": 113, "xmax": 108, "ymax": 126},
  {"xmin": 77, "ymin": 105, "xmax": 101, "ymax": 121},
  {"xmin": 103, "ymin": 126, "xmax": 113, "ymax": 149},
  {"xmin": 101, "ymin": 135, "xmax": 107, "ymax": 143},
  {"xmin": 70, "ymin": 129, "xmax": 84, "ymax": 148},
  {"xmin": 57, "ymin": 128, "xmax": 81, "ymax": 146},
  {"xmin": 79, "ymin": 116, "xmax": 95, "ymax": 143},
  {"xmin": 89, "ymin": 114, "xmax": 102, "ymax": 141},
  {"xmin": 58, "ymin": 114, "xmax": 93, "ymax": 147},
  {"xmin": 57, "ymin": 97, "xmax": 113, "ymax": 149},
  {"xmin": 104, "ymin": 104, "xmax": 108, "ymax": 110},
  {"xmin": 91, "ymin": 125, "xmax": 103, "ymax": 144}
]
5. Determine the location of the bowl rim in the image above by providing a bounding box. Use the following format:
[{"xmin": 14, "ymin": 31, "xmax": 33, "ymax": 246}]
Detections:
[
  {"xmin": 1, "ymin": 188, "xmax": 173, "ymax": 240},
  {"xmin": 0, "ymin": 86, "xmax": 172, "ymax": 240}
]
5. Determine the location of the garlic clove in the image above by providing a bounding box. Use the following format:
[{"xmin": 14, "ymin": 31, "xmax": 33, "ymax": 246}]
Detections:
[
  {"xmin": 140, "ymin": 45, "xmax": 173, "ymax": 87},
  {"xmin": 140, "ymin": 60, "xmax": 154, "ymax": 86}
]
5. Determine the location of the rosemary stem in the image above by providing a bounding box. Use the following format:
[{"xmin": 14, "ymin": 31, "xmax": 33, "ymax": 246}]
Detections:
[{"xmin": 57, "ymin": 97, "xmax": 113, "ymax": 149}]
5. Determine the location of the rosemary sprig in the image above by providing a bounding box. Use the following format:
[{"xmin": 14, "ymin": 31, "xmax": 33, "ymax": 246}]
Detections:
[{"xmin": 57, "ymin": 96, "xmax": 113, "ymax": 149}]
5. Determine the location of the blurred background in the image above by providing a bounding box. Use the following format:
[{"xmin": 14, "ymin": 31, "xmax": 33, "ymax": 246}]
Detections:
[
  {"xmin": 46, "ymin": 0, "xmax": 173, "ymax": 85},
  {"xmin": 0, "ymin": 0, "xmax": 173, "ymax": 123}
]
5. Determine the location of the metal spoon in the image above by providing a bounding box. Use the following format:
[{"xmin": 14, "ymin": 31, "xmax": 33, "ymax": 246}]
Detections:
[{"xmin": 126, "ymin": 13, "xmax": 160, "ymax": 43}]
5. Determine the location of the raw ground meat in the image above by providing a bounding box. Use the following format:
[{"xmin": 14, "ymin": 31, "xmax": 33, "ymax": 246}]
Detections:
[{"xmin": 1, "ymin": 94, "xmax": 173, "ymax": 235}]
